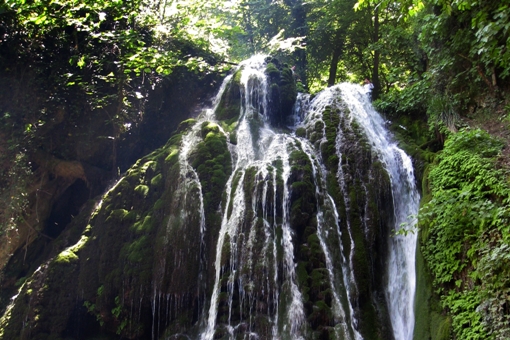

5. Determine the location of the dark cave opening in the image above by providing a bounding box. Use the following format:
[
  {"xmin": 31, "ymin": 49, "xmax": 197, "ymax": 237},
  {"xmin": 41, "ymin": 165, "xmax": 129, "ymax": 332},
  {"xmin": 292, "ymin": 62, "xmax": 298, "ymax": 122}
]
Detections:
[{"xmin": 43, "ymin": 179, "xmax": 90, "ymax": 238}]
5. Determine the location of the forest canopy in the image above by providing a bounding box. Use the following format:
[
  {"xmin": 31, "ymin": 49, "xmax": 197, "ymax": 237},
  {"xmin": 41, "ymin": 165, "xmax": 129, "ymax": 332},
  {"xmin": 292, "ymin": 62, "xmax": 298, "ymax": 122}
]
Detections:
[{"xmin": 2, "ymin": 0, "xmax": 509, "ymax": 105}]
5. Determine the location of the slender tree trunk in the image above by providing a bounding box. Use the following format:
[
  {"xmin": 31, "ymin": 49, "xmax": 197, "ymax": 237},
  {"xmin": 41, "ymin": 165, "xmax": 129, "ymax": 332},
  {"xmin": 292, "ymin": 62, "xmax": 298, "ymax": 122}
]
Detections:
[
  {"xmin": 328, "ymin": 47, "xmax": 342, "ymax": 87},
  {"xmin": 242, "ymin": 8, "xmax": 256, "ymax": 53},
  {"xmin": 289, "ymin": 0, "xmax": 308, "ymax": 85},
  {"xmin": 372, "ymin": 5, "xmax": 381, "ymax": 100}
]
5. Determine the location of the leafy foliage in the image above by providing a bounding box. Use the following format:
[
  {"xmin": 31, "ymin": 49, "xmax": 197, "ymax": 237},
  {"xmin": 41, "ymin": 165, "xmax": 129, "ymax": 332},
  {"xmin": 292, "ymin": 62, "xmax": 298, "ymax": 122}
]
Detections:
[
  {"xmin": 420, "ymin": 128, "xmax": 510, "ymax": 339},
  {"xmin": 0, "ymin": 0, "xmax": 225, "ymax": 236},
  {"xmin": 423, "ymin": 0, "xmax": 510, "ymax": 80},
  {"xmin": 413, "ymin": 0, "xmax": 510, "ymax": 122}
]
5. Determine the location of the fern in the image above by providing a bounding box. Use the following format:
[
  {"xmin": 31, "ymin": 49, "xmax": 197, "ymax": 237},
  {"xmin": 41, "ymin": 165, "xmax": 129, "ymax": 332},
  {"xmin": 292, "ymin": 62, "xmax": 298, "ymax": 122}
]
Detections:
[{"xmin": 420, "ymin": 128, "xmax": 510, "ymax": 339}]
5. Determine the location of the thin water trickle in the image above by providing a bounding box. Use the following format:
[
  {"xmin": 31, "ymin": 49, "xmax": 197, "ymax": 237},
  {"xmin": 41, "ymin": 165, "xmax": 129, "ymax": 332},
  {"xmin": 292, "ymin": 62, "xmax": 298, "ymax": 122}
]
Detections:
[
  {"xmin": 300, "ymin": 141, "xmax": 357, "ymax": 340},
  {"xmin": 299, "ymin": 87, "xmax": 362, "ymax": 339},
  {"xmin": 279, "ymin": 141, "xmax": 306, "ymax": 339}
]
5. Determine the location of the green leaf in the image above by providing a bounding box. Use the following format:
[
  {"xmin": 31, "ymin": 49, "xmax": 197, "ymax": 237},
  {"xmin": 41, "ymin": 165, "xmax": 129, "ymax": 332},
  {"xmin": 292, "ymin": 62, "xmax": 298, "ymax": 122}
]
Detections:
[
  {"xmin": 77, "ymin": 56, "xmax": 86, "ymax": 68},
  {"xmin": 34, "ymin": 14, "xmax": 47, "ymax": 25}
]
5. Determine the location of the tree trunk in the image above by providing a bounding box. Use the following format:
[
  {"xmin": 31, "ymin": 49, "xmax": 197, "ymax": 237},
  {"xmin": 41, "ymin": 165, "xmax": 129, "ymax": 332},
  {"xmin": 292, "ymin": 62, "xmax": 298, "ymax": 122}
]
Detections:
[
  {"xmin": 328, "ymin": 47, "xmax": 342, "ymax": 87},
  {"xmin": 372, "ymin": 5, "xmax": 381, "ymax": 100},
  {"xmin": 289, "ymin": 0, "xmax": 308, "ymax": 85}
]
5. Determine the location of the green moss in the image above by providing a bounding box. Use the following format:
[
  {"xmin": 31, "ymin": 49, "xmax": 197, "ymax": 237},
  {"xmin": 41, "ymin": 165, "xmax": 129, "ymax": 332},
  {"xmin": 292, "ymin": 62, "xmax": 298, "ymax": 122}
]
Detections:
[
  {"xmin": 220, "ymin": 119, "xmax": 238, "ymax": 133},
  {"xmin": 314, "ymin": 120, "xmax": 324, "ymax": 134},
  {"xmin": 289, "ymin": 150, "xmax": 316, "ymax": 239},
  {"xmin": 433, "ymin": 315, "xmax": 452, "ymax": 340},
  {"xmin": 215, "ymin": 70, "xmax": 242, "ymax": 121},
  {"xmin": 55, "ymin": 249, "xmax": 79, "ymax": 264},
  {"xmin": 242, "ymin": 166, "xmax": 258, "ymax": 204},
  {"xmin": 295, "ymin": 127, "xmax": 306, "ymax": 138},
  {"xmin": 176, "ymin": 118, "xmax": 197, "ymax": 133},
  {"xmin": 106, "ymin": 209, "xmax": 129, "ymax": 222},
  {"xmin": 123, "ymin": 210, "xmax": 139, "ymax": 222},
  {"xmin": 265, "ymin": 62, "xmax": 280, "ymax": 81},
  {"xmin": 279, "ymin": 67, "xmax": 297, "ymax": 117},
  {"xmin": 141, "ymin": 160, "xmax": 157, "ymax": 173},
  {"xmin": 414, "ymin": 243, "xmax": 437, "ymax": 340},
  {"xmin": 131, "ymin": 215, "xmax": 154, "ymax": 233},
  {"xmin": 307, "ymin": 234, "xmax": 321, "ymax": 255},
  {"xmin": 125, "ymin": 168, "xmax": 141, "ymax": 179},
  {"xmin": 229, "ymin": 129, "xmax": 237, "ymax": 144},
  {"xmin": 201, "ymin": 121, "xmax": 220, "ymax": 137},
  {"xmin": 153, "ymin": 198, "xmax": 164, "ymax": 211},
  {"xmin": 233, "ymin": 67, "xmax": 243, "ymax": 84},
  {"xmin": 134, "ymin": 184, "xmax": 149, "ymax": 198},
  {"xmin": 249, "ymin": 115, "xmax": 262, "ymax": 146},
  {"xmin": 297, "ymin": 261, "xmax": 310, "ymax": 303},
  {"xmin": 165, "ymin": 147, "xmax": 179, "ymax": 165},
  {"xmin": 221, "ymin": 234, "xmax": 231, "ymax": 266},
  {"xmin": 310, "ymin": 268, "xmax": 327, "ymax": 290},
  {"xmin": 320, "ymin": 106, "xmax": 341, "ymax": 171},
  {"xmin": 191, "ymin": 123, "xmax": 232, "ymax": 231},
  {"xmin": 264, "ymin": 61, "xmax": 298, "ymax": 126},
  {"xmin": 150, "ymin": 173, "xmax": 163, "ymax": 187},
  {"xmin": 123, "ymin": 235, "xmax": 150, "ymax": 263}
]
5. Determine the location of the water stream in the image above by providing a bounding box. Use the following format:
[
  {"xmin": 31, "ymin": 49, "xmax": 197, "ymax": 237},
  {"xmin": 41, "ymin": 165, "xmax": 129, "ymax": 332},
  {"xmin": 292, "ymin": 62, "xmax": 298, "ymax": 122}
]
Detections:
[
  {"xmin": 338, "ymin": 83, "xmax": 419, "ymax": 340},
  {"xmin": 174, "ymin": 56, "xmax": 419, "ymax": 340}
]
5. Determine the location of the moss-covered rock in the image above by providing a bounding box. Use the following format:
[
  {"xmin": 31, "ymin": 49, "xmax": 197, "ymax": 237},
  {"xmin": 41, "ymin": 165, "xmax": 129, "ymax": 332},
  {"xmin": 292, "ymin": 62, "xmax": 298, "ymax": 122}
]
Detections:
[
  {"xmin": 0, "ymin": 57, "xmax": 430, "ymax": 340},
  {"xmin": 265, "ymin": 61, "xmax": 297, "ymax": 127},
  {"xmin": 0, "ymin": 120, "xmax": 230, "ymax": 339},
  {"xmin": 215, "ymin": 69, "xmax": 242, "ymax": 122},
  {"xmin": 289, "ymin": 150, "xmax": 316, "ymax": 245},
  {"xmin": 301, "ymin": 98, "xmax": 396, "ymax": 339},
  {"xmin": 190, "ymin": 121, "xmax": 232, "ymax": 232}
]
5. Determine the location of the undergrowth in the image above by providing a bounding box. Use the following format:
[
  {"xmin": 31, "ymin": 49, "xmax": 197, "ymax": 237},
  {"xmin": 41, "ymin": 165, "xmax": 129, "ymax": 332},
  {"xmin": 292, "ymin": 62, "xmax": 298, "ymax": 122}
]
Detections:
[{"xmin": 420, "ymin": 128, "xmax": 510, "ymax": 339}]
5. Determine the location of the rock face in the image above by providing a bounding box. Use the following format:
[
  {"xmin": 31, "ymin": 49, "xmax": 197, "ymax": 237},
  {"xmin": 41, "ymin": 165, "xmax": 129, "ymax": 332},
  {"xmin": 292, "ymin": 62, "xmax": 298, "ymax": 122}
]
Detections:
[
  {"xmin": 0, "ymin": 63, "xmax": 221, "ymax": 277},
  {"xmin": 0, "ymin": 57, "xmax": 419, "ymax": 340}
]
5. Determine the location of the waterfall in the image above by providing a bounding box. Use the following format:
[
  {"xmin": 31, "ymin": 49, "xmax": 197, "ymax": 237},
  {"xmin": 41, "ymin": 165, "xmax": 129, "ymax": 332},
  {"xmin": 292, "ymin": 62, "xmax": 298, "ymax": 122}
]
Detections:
[
  {"xmin": 201, "ymin": 55, "xmax": 306, "ymax": 340},
  {"xmin": 300, "ymin": 87, "xmax": 363, "ymax": 339},
  {"xmin": 181, "ymin": 57, "xmax": 419, "ymax": 339},
  {"xmin": 336, "ymin": 83, "xmax": 419, "ymax": 340},
  {"xmin": 0, "ymin": 55, "xmax": 422, "ymax": 340},
  {"xmin": 298, "ymin": 83, "xmax": 419, "ymax": 339}
]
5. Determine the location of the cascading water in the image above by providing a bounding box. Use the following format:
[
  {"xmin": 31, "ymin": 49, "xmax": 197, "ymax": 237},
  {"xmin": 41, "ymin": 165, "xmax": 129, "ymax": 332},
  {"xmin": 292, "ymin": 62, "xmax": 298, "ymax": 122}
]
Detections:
[
  {"xmin": 200, "ymin": 56, "xmax": 307, "ymax": 340},
  {"xmin": 299, "ymin": 83, "xmax": 419, "ymax": 339},
  {"xmin": 337, "ymin": 83, "xmax": 419, "ymax": 340},
  {"xmin": 167, "ymin": 56, "xmax": 418, "ymax": 339},
  {"xmin": 169, "ymin": 56, "xmax": 421, "ymax": 339},
  {"xmin": 0, "ymin": 55, "xmax": 421, "ymax": 340},
  {"xmin": 300, "ymin": 87, "xmax": 364, "ymax": 339}
]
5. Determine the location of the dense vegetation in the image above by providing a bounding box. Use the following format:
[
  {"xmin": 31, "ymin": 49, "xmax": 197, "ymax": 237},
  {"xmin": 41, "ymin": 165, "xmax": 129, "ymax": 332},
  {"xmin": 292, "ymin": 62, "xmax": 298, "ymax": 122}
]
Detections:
[
  {"xmin": 1, "ymin": 0, "xmax": 510, "ymax": 338},
  {"xmin": 420, "ymin": 129, "xmax": 510, "ymax": 339}
]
